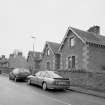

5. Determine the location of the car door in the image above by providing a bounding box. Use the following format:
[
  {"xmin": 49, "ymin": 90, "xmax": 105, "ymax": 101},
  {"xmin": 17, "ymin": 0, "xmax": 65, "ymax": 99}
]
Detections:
[
  {"xmin": 37, "ymin": 72, "xmax": 46, "ymax": 86},
  {"xmin": 31, "ymin": 72, "xmax": 41, "ymax": 85},
  {"xmin": 44, "ymin": 72, "xmax": 53, "ymax": 85}
]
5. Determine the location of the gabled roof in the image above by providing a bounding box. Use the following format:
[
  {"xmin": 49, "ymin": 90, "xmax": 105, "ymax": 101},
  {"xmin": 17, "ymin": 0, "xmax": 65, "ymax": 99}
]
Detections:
[
  {"xmin": 43, "ymin": 41, "xmax": 60, "ymax": 55},
  {"xmin": 71, "ymin": 27, "xmax": 105, "ymax": 45},
  {"xmin": 59, "ymin": 26, "xmax": 105, "ymax": 51},
  {"xmin": 46, "ymin": 41, "xmax": 60, "ymax": 54}
]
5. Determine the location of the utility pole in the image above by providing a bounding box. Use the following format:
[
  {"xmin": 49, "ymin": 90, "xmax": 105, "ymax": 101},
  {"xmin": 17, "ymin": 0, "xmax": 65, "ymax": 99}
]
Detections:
[{"xmin": 31, "ymin": 36, "xmax": 36, "ymax": 53}]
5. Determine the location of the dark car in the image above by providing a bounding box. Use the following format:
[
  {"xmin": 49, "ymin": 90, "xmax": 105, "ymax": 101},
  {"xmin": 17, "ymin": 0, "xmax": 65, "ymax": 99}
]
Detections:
[
  {"xmin": 9, "ymin": 68, "xmax": 30, "ymax": 82},
  {"xmin": 27, "ymin": 70, "xmax": 70, "ymax": 90}
]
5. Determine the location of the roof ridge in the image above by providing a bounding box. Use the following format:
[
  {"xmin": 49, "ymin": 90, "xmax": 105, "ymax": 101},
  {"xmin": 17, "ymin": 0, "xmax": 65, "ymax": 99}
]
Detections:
[
  {"xmin": 70, "ymin": 26, "xmax": 105, "ymax": 37},
  {"xmin": 70, "ymin": 26, "xmax": 105, "ymax": 45},
  {"xmin": 46, "ymin": 41, "xmax": 60, "ymax": 54}
]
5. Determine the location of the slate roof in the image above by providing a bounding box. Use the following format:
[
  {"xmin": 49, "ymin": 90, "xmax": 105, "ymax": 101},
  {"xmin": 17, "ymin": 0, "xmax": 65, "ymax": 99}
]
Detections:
[
  {"xmin": 71, "ymin": 27, "xmax": 105, "ymax": 45},
  {"xmin": 46, "ymin": 41, "xmax": 60, "ymax": 54},
  {"xmin": 35, "ymin": 26, "xmax": 105, "ymax": 56}
]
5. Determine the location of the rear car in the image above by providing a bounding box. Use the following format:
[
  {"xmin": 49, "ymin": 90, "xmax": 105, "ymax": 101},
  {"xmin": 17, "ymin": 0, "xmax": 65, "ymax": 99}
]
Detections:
[
  {"xmin": 9, "ymin": 68, "xmax": 30, "ymax": 82},
  {"xmin": 27, "ymin": 70, "xmax": 70, "ymax": 90}
]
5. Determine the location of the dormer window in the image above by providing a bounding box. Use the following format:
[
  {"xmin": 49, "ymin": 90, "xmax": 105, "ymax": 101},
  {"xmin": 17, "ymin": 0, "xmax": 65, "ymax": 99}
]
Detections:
[
  {"xmin": 69, "ymin": 37, "xmax": 75, "ymax": 47},
  {"xmin": 46, "ymin": 49, "xmax": 50, "ymax": 56}
]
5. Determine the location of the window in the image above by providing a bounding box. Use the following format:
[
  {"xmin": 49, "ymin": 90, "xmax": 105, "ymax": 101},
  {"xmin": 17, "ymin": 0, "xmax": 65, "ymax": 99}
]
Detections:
[
  {"xmin": 45, "ymin": 72, "xmax": 51, "ymax": 78},
  {"xmin": 36, "ymin": 72, "xmax": 41, "ymax": 77},
  {"xmin": 69, "ymin": 37, "xmax": 75, "ymax": 47},
  {"xmin": 68, "ymin": 56, "xmax": 72, "ymax": 69},
  {"xmin": 67, "ymin": 56, "xmax": 75, "ymax": 69},
  {"xmin": 72, "ymin": 56, "xmax": 75, "ymax": 68},
  {"xmin": 46, "ymin": 62, "xmax": 50, "ymax": 70},
  {"xmin": 55, "ymin": 54, "xmax": 60, "ymax": 69},
  {"xmin": 40, "ymin": 72, "xmax": 46, "ymax": 78},
  {"xmin": 46, "ymin": 49, "xmax": 50, "ymax": 56}
]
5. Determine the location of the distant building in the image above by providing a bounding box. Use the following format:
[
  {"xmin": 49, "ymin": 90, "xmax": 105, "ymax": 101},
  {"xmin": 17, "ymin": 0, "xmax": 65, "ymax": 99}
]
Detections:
[
  {"xmin": 8, "ymin": 51, "xmax": 28, "ymax": 69},
  {"xmin": 41, "ymin": 26, "xmax": 105, "ymax": 72},
  {"xmin": 0, "ymin": 55, "xmax": 9, "ymax": 68},
  {"xmin": 27, "ymin": 51, "xmax": 42, "ymax": 74}
]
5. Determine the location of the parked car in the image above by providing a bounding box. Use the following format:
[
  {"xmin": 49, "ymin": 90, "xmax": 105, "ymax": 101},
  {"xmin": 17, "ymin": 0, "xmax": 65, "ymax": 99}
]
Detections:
[
  {"xmin": 9, "ymin": 68, "xmax": 30, "ymax": 82},
  {"xmin": 27, "ymin": 70, "xmax": 70, "ymax": 90}
]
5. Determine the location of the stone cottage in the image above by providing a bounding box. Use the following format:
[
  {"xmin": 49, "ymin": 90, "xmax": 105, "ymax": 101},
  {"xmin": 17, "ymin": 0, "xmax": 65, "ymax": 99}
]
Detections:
[
  {"xmin": 41, "ymin": 41, "xmax": 60, "ymax": 70},
  {"xmin": 41, "ymin": 26, "xmax": 105, "ymax": 72}
]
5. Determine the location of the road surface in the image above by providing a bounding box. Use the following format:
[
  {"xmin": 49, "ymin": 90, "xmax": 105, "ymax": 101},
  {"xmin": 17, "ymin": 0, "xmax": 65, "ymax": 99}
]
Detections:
[{"xmin": 0, "ymin": 75, "xmax": 105, "ymax": 105}]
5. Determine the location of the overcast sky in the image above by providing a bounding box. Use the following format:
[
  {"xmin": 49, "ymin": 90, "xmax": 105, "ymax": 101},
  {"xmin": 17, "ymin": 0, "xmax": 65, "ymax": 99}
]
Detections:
[{"xmin": 0, "ymin": 0, "xmax": 105, "ymax": 58}]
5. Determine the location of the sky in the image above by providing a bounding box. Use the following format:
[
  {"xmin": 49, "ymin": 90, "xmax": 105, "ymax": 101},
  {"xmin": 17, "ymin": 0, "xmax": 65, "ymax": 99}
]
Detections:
[{"xmin": 0, "ymin": 0, "xmax": 105, "ymax": 58}]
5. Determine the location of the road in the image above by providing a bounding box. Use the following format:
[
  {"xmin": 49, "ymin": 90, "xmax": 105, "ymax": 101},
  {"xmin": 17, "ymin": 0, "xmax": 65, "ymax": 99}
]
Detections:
[{"xmin": 0, "ymin": 75, "xmax": 105, "ymax": 105}]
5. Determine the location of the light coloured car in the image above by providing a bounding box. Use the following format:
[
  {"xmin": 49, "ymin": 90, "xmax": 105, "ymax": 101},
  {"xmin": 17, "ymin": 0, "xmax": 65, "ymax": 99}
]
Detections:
[
  {"xmin": 27, "ymin": 70, "xmax": 70, "ymax": 90},
  {"xmin": 9, "ymin": 68, "xmax": 30, "ymax": 82}
]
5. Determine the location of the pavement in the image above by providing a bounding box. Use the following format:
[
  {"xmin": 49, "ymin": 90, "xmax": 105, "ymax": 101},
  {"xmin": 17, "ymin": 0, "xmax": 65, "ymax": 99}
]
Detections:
[{"xmin": 70, "ymin": 86, "xmax": 105, "ymax": 98}]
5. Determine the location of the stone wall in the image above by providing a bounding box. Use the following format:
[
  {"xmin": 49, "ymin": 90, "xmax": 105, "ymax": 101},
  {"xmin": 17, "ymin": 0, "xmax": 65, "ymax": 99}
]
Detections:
[
  {"xmin": 88, "ymin": 45, "xmax": 105, "ymax": 72},
  {"xmin": 0, "ymin": 67, "xmax": 14, "ymax": 74},
  {"xmin": 57, "ymin": 70, "xmax": 105, "ymax": 92}
]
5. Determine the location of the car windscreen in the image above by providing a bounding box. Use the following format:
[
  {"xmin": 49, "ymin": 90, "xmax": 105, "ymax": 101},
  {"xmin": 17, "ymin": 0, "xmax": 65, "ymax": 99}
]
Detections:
[
  {"xmin": 20, "ymin": 69, "xmax": 30, "ymax": 73},
  {"xmin": 35, "ymin": 72, "xmax": 41, "ymax": 76},
  {"xmin": 13, "ymin": 69, "xmax": 20, "ymax": 74},
  {"xmin": 48, "ymin": 71, "xmax": 62, "ymax": 78},
  {"xmin": 13, "ymin": 68, "xmax": 30, "ymax": 74}
]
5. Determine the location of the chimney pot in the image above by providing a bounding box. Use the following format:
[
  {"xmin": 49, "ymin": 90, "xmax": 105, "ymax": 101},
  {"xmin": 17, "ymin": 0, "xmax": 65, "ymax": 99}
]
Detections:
[{"xmin": 87, "ymin": 25, "xmax": 100, "ymax": 35}]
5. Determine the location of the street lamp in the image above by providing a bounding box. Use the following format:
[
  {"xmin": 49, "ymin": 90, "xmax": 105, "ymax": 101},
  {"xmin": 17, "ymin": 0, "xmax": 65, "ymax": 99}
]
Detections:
[
  {"xmin": 31, "ymin": 35, "xmax": 36, "ymax": 53},
  {"xmin": 30, "ymin": 35, "xmax": 36, "ymax": 74}
]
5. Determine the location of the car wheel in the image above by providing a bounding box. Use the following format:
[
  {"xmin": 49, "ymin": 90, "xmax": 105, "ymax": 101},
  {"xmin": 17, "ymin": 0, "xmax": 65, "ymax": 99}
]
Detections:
[
  {"xmin": 27, "ymin": 79, "xmax": 31, "ymax": 85},
  {"xmin": 42, "ymin": 82, "xmax": 47, "ymax": 90}
]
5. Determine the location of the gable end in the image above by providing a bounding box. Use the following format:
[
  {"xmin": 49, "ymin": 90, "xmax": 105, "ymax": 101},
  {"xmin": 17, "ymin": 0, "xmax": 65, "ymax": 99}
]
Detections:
[
  {"xmin": 59, "ymin": 27, "xmax": 86, "ymax": 52},
  {"xmin": 42, "ymin": 42, "xmax": 54, "ymax": 57}
]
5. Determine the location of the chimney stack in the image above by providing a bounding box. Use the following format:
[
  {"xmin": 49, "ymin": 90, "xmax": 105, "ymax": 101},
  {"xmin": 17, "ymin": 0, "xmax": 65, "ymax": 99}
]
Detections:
[{"xmin": 87, "ymin": 25, "xmax": 100, "ymax": 35}]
